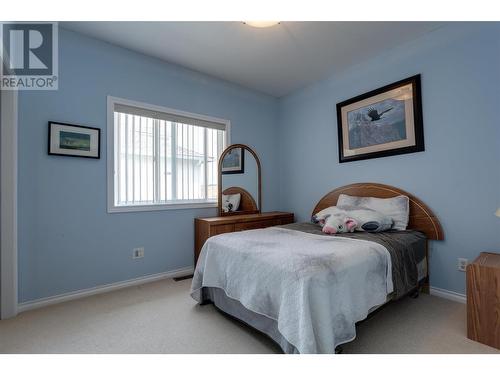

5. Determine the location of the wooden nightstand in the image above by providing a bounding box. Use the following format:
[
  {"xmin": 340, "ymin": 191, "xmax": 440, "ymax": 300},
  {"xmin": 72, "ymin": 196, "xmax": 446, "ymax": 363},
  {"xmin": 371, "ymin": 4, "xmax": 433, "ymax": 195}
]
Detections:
[{"xmin": 466, "ymin": 252, "xmax": 500, "ymax": 349}]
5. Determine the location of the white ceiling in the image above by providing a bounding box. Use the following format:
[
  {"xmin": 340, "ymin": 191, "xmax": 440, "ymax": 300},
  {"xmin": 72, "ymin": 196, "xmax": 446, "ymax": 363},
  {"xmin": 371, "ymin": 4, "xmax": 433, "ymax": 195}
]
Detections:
[{"xmin": 62, "ymin": 22, "xmax": 443, "ymax": 97}]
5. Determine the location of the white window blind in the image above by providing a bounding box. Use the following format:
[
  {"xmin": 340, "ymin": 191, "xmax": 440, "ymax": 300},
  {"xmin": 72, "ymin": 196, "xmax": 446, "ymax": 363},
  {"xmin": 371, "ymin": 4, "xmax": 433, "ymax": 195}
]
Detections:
[{"xmin": 111, "ymin": 102, "xmax": 227, "ymax": 209}]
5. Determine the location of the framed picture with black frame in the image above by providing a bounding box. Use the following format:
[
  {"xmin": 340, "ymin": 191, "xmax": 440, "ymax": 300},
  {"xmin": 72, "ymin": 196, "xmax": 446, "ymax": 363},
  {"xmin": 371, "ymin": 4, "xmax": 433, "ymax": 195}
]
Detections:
[
  {"xmin": 48, "ymin": 121, "xmax": 101, "ymax": 159},
  {"xmin": 221, "ymin": 147, "xmax": 245, "ymax": 174},
  {"xmin": 336, "ymin": 74, "xmax": 424, "ymax": 163}
]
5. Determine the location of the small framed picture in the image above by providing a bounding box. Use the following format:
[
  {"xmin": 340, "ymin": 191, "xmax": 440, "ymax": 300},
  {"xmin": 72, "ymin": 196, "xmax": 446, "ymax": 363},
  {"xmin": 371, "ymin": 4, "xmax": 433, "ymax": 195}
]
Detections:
[
  {"xmin": 48, "ymin": 121, "xmax": 100, "ymax": 159},
  {"xmin": 221, "ymin": 147, "xmax": 245, "ymax": 174},
  {"xmin": 337, "ymin": 75, "xmax": 424, "ymax": 163}
]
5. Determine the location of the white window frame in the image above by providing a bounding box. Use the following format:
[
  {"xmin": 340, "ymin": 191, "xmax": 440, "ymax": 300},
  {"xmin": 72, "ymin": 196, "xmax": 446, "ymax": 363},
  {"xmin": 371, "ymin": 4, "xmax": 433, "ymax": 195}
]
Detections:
[{"xmin": 107, "ymin": 96, "xmax": 230, "ymax": 213}]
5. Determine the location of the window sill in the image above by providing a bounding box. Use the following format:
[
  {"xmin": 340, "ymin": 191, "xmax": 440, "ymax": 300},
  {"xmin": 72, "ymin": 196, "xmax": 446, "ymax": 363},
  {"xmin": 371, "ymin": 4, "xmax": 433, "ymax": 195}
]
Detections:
[{"xmin": 108, "ymin": 202, "xmax": 217, "ymax": 213}]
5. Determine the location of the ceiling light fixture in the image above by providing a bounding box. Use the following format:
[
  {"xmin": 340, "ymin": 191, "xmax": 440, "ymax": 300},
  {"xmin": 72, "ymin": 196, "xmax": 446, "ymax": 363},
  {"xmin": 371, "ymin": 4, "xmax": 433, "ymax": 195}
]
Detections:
[{"xmin": 244, "ymin": 21, "xmax": 280, "ymax": 28}]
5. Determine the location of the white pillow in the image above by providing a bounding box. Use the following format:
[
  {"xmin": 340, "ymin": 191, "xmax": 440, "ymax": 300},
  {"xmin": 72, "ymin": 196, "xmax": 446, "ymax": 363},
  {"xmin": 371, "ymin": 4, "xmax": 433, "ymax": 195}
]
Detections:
[
  {"xmin": 337, "ymin": 193, "xmax": 409, "ymax": 230},
  {"xmin": 222, "ymin": 193, "xmax": 241, "ymax": 213}
]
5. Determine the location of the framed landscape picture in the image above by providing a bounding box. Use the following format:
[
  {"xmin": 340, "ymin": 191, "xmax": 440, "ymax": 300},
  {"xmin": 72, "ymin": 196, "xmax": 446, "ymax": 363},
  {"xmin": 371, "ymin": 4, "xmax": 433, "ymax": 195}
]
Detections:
[
  {"xmin": 336, "ymin": 75, "xmax": 424, "ymax": 163},
  {"xmin": 221, "ymin": 147, "xmax": 245, "ymax": 174},
  {"xmin": 48, "ymin": 121, "xmax": 100, "ymax": 159}
]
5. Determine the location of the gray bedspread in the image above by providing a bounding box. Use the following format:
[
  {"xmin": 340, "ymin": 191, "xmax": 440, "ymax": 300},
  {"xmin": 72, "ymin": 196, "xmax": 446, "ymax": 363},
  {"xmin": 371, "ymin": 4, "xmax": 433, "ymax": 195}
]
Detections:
[{"xmin": 280, "ymin": 222, "xmax": 426, "ymax": 299}]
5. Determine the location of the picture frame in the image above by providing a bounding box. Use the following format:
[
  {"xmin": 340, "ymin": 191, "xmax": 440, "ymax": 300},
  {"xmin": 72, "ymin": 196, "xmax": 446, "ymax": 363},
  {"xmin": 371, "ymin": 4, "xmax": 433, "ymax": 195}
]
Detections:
[
  {"xmin": 221, "ymin": 147, "xmax": 245, "ymax": 174},
  {"xmin": 48, "ymin": 121, "xmax": 100, "ymax": 159},
  {"xmin": 336, "ymin": 74, "xmax": 424, "ymax": 163}
]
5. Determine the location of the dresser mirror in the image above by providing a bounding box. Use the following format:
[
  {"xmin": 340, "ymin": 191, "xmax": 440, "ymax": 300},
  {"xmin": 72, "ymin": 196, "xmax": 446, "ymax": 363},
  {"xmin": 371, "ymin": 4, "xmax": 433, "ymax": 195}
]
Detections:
[{"xmin": 218, "ymin": 144, "xmax": 261, "ymax": 216}]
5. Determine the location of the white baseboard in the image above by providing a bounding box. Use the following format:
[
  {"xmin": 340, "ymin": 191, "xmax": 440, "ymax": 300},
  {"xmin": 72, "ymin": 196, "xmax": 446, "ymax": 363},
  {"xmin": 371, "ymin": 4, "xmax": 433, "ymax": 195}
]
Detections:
[
  {"xmin": 18, "ymin": 266, "xmax": 194, "ymax": 313},
  {"xmin": 430, "ymin": 286, "xmax": 466, "ymax": 304},
  {"xmin": 16, "ymin": 268, "xmax": 465, "ymax": 313}
]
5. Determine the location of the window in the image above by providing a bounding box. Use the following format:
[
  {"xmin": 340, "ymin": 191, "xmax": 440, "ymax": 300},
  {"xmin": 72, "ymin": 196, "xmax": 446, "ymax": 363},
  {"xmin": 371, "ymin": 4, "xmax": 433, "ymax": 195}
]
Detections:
[{"xmin": 107, "ymin": 97, "xmax": 229, "ymax": 212}]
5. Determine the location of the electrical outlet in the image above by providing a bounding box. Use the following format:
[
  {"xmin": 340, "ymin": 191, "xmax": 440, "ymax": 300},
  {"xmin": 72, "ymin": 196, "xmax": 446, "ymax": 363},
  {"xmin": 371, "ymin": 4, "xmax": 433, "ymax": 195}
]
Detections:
[
  {"xmin": 457, "ymin": 258, "xmax": 468, "ymax": 272},
  {"xmin": 133, "ymin": 247, "xmax": 144, "ymax": 259}
]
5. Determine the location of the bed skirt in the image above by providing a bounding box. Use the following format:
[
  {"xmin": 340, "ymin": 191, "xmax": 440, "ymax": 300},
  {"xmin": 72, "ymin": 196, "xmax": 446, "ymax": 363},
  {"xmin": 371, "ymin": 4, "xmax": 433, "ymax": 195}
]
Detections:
[{"xmin": 200, "ymin": 286, "xmax": 299, "ymax": 354}]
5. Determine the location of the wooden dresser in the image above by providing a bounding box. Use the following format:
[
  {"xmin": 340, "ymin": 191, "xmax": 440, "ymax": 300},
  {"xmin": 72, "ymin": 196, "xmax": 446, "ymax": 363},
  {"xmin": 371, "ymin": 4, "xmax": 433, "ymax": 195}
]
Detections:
[
  {"xmin": 194, "ymin": 211, "xmax": 294, "ymax": 264},
  {"xmin": 466, "ymin": 252, "xmax": 500, "ymax": 350}
]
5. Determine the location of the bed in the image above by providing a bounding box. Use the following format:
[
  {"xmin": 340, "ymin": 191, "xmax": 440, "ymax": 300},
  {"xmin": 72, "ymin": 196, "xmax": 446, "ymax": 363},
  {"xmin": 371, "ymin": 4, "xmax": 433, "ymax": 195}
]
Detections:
[{"xmin": 191, "ymin": 183, "xmax": 444, "ymax": 354}]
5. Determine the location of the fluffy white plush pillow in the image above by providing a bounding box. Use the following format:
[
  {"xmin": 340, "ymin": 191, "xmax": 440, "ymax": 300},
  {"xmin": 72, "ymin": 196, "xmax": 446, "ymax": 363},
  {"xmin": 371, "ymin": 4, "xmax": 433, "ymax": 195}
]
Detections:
[
  {"xmin": 222, "ymin": 193, "xmax": 241, "ymax": 213},
  {"xmin": 313, "ymin": 205, "xmax": 393, "ymax": 233},
  {"xmin": 337, "ymin": 193, "xmax": 409, "ymax": 230}
]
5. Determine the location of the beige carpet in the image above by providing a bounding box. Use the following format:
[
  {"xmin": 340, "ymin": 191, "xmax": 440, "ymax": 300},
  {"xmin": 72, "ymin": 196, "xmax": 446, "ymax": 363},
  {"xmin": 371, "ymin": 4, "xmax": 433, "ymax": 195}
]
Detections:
[{"xmin": 0, "ymin": 278, "xmax": 498, "ymax": 354}]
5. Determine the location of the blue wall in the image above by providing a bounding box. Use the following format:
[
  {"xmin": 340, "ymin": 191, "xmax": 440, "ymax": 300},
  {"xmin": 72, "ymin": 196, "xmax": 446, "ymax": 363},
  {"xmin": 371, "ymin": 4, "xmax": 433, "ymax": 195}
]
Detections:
[
  {"xmin": 18, "ymin": 23, "xmax": 500, "ymax": 302},
  {"xmin": 278, "ymin": 23, "xmax": 500, "ymax": 294},
  {"xmin": 18, "ymin": 29, "xmax": 279, "ymax": 302}
]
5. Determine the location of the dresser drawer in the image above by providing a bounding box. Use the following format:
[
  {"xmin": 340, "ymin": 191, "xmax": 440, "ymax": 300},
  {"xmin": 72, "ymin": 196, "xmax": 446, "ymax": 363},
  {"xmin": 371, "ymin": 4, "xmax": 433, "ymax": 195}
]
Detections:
[
  {"xmin": 195, "ymin": 212, "xmax": 294, "ymax": 264},
  {"xmin": 235, "ymin": 219, "xmax": 281, "ymax": 231},
  {"xmin": 211, "ymin": 224, "xmax": 235, "ymax": 235},
  {"xmin": 280, "ymin": 216, "xmax": 294, "ymax": 225}
]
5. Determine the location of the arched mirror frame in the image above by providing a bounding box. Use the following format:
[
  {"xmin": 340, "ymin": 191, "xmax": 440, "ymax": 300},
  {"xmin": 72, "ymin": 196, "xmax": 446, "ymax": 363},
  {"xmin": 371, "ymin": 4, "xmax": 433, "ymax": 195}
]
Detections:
[{"xmin": 218, "ymin": 144, "xmax": 262, "ymax": 216}]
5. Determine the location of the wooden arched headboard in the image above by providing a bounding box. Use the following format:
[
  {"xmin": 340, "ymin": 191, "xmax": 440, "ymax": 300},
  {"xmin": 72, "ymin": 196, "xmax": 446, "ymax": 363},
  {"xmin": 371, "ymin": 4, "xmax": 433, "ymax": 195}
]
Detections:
[
  {"xmin": 222, "ymin": 186, "xmax": 259, "ymax": 215},
  {"xmin": 312, "ymin": 183, "xmax": 444, "ymax": 240}
]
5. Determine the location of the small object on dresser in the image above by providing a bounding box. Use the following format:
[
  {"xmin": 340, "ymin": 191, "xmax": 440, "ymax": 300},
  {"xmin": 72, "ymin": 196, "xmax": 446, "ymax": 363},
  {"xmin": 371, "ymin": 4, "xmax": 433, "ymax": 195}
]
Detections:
[
  {"xmin": 466, "ymin": 252, "xmax": 500, "ymax": 350},
  {"xmin": 222, "ymin": 193, "xmax": 241, "ymax": 213}
]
